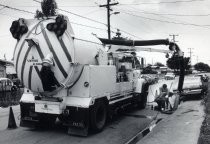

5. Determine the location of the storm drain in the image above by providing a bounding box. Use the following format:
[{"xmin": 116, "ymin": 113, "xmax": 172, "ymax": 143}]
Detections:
[{"xmin": 124, "ymin": 118, "xmax": 163, "ymax": 144}]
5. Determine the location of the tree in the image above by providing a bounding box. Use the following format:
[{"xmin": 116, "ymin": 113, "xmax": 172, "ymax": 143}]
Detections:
[
  {"xmin": 167, "ymin": 56, "xmax": 191, "ymax": 72},
  {"xmin": 42, "ymin": 0, "xmax": 57, "ymax": 17},
  {"xmin": 112, "ymin": 29, "xmax": 128, "ymax": 40},
  {"xmin": 34, "ymin": 0, "xmax": 57, "ymax": 18},
  {"xmin": 194, "ymin": 62, "xmax": 210, "ymax": 72},
  {"xmin": 34, "ymin": 10, "xmax": 44, "ymax": 19},
  {"xmin": 141, "ymin": 66, "xmax": 158, "ymax": 74}
]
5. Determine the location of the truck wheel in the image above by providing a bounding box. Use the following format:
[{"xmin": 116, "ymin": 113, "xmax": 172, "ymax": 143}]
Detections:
[{"xmin": 90, "ymin": 100, "xmax": 107, "ymax": 132}]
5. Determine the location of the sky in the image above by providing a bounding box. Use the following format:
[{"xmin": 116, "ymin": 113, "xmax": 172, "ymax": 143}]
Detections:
[{"xmin": 0, "ymin": 0, "xmax": 210, "ymax": 65}]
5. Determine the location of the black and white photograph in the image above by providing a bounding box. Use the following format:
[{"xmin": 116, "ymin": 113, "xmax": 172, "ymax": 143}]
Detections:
[{"xmin": 0, "ymin": 0, "xmax": 210, "ymax": 144}]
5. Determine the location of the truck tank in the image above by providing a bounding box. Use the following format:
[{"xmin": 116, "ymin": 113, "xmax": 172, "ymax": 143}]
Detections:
[{"xmin": 11, "ymin": 16, "xmax": 107, "ymax": 93}]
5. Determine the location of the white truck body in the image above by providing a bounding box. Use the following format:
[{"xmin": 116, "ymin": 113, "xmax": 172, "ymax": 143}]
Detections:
[{"xmin": 10, "ymin": 15, "xmax": 150, "ymax": 136}]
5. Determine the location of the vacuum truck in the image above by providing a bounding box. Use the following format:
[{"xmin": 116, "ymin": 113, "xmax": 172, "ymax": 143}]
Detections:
[{"xmin": 10, "ymin": 14, "xmax": 184, "ymax": 136}]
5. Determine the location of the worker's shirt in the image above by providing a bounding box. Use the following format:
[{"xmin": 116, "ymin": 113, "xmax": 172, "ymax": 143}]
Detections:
[
  {"xmin": 40, "ymin": 66, "xmax": 60, "ymax": 92},
  {"xmin": 159, "ymin": 87, "xmax": 169, "ymax": 97}
]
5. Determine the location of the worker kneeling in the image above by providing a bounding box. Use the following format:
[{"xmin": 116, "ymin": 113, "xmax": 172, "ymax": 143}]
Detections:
[{"xmin": 155, "ymin": 84, "xmax": 175, "ymax": 111}]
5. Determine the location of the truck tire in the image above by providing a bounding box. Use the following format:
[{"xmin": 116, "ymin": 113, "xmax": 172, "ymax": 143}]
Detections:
[{"xmin": 90, "ymin": 100, "xmax": 107, "ymax": 132}]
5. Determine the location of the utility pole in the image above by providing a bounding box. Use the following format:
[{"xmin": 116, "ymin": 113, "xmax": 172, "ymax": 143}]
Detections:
[
  {"xmin": 100, "ymin": 0, "xmax": 119, "ymax": 39},
  {"xmin": 196, "ymin": 55, "xmax": 199, "ymax": 63},
  {"xmin": 188, "ymin": 48, "xmax": 194, "ymax": 65},
  {"xmin": 169, "ymin": 34, "xmax": 179, "ymax": 42}
]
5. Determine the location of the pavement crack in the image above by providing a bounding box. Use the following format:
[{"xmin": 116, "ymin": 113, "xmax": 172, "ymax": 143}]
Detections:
[
  {"xmin": 181, "ymin": 109, "xmax": 199, "ymax": 114},
  {"xmin": 121, "ymin": 113, "xmax": 152, "ymax": 119}
]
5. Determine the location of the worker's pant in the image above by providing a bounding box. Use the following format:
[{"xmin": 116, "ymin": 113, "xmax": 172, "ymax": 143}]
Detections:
[{"xmin": 155, "ymin": 97, "xmax": 168, "ymax": 110}]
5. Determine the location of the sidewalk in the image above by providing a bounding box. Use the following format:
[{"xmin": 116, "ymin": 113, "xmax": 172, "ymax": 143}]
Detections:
[{"xmin": 138, "ymin": 100, "xmax": 204, "ymax": 144}]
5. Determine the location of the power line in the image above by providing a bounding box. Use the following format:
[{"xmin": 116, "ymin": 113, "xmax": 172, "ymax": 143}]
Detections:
[
  {"xmin": 59, "ymin": 8, "xmax": 145, "ymax": 39},
  {"xmin": 70, "ymin": 21, "xmax": 115, "ymax": 33},
  {"xmin": 58, "ymin": 8, "xmax": 108, "ymax": 26},
  {"xmin": 99, "ymin": 0, "xmax": 119, "ymax": 39},
  {"xmin": 0, "ymin": 4, "xmax": 35, "ymax": 14},
  {"xmin": 54, "ymin": 5, "xmax": 97, "ymax": 8},
  {"xmin": 0, "ymin": 3, "xmax": 109, "ymax": 33},
  {"xmin": 1, "ymin": 2, "xmax": 142, "ymax": 40},
  {"xmin": 115, "ymin": 6, "xmax": 197, "ymax": 28},
  {"xmin": 119, "ymin": 0, "xmax": 206, "ymax": 6},
  {"xmin": 119, "ymin": 8, "xmax": 210, "ymax": 17},
  {"xmin": 118, "ymin": 10, "xmax": 210, "ymax": 28},
  {"xmin": 32, "ymin": 0, "xmax": 107, "ymax": 26},
  {"xmin": 13, "ymin": 5, "xmax": 97, "ymax": 8},
  {"xmin": 119, "ymin": 29, "xmax": 142, "ymax": 39},
  {"xmin": 83, "ymin": 9, "xmax": 101, "ymax": 16},
  {"xmin": 32, "ymin": 0, "xmax": 142, "ymax": 39}
]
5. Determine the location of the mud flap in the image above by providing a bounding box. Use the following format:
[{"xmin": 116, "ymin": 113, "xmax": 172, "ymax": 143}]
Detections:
[{"xmin": 64, "ymin": 106, "xmax": 90, "ymax": 136}]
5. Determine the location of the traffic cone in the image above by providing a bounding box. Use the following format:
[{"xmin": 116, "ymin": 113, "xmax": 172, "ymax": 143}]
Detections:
[{"xmin": 7, "ymin": 107, "xmax": 17, "ymax": 129}]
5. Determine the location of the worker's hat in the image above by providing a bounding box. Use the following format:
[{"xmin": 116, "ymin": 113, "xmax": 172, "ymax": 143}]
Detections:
[{"xmin": 42, "ymin": 53, "xmax": 54, "ymax": 66}]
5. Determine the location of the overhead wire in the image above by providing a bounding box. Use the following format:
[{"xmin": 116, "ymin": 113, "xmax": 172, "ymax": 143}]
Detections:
[
  {"xmin": 0, "ymin": 2, "xmax": 146, "ymax": 39},
  {"xmin": 0, "ymin": 3, "xmax": 112, "ymax": 34},
  {"xmin": 114, "ymin": 16, "xmax": 144, "ymax": 39},
  {"xmin": 70, "ymin": 21, "xmax": 115, "ymax": 33},
  {"xmin": 118, "ymin": 6, "xmax": 210, "ymax": 17},
  {"xmin": 56, "ymin": 8, "xmax": 108, "ymax": 26},
  {"xmin": 32, "ymin": 0, "xmax": 142, "ymax": 39},
  {"xmin": 0, "ymin": 4, "xmax": 35, "ymax": 14},
  {"xmin": 116, "ymin": 6, "xmax": 200, "ymax": 27},
  {"xmin": 119, "ymin": 0, "xmax": 206, "ymax": 6},
  {"xmin": 59, "ymin": 8, "xmax": 143, "ymax": 39},
  {"xmin": 127, "ymin": 9, "xmax": 210, "ymax": 17},
  {"xmin": 117, "ymin": 10, "xmax": 210, "ymax": 28}
]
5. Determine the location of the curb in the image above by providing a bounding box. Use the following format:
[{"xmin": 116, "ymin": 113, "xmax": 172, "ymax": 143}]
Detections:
[{"xmin": 125, "ymin": 118, "xmax": 163, "ymax": 144}]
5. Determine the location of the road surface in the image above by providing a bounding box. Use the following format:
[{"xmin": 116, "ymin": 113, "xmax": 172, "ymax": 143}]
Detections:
[{"xmin": 0, "ymin": 105, "xmax": 165, "ymax": 144}]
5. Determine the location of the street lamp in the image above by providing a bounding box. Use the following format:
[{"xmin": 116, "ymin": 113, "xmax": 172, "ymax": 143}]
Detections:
[{"xmin": 111, "ymin": 11, "xmax": 120, "ymax": 15}]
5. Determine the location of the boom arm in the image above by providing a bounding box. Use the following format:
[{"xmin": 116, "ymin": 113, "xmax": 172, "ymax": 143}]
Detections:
[
  {"xmin": 99, "ymin": 38, "xmax": 170, "ymax": 46},
  {"xmin": 99, "ymin": 38, "xmax": 185, "ymax": 93},
  {"xmin": 135, "ymin": 47, "xmax": 171, "ymax": 54}
]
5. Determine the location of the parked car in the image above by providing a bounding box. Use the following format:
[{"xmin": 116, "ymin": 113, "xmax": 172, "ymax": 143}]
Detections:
[
  {"xmin": 0, "ymin": 78, "xmax": 17, "ymax": 92},
  {"xmin": 173, "ymin": 76, "xmax": 207, "ymax": 96},
  {"xmin": 141, "ymin": 74, "xmax": 158, "ymax": 84},
  {"xmin": 12, "ymin": 78, "xmax": 24, "ymax": 88},
  {"xmin": 165, "ymin": 72, "xmax": 175, "ymax": 80},
  {"xmin": 194, "ymin": 73, "xmax": 209, "ymax": 82}
]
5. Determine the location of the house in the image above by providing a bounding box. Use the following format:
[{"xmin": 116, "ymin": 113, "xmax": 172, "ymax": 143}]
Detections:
[{"xmin": 0, "ymin": 59, "xmax": 14, "ymax": 78}]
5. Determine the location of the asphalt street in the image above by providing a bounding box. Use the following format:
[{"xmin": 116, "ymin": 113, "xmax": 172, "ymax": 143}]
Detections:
[
  {"xmin": 0, "ymin": 75, "xmax": 208, "ymax": 144},
  {"xmin": 0, "ymin": 105, "xmax": 164, "ymax": 144}
]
